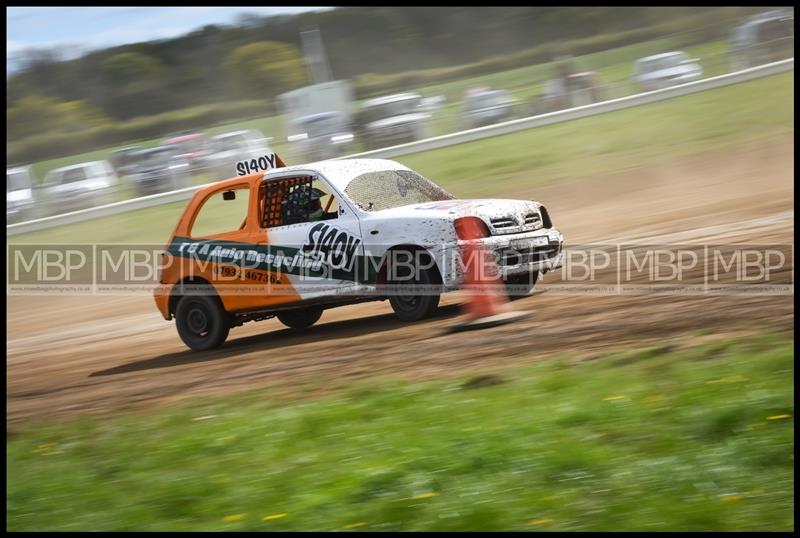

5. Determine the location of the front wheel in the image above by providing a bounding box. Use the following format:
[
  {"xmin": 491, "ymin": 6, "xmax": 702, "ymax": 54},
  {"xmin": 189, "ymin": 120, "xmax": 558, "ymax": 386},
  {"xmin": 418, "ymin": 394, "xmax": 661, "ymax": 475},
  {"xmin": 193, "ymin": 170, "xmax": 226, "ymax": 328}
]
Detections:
[
  {"xmin": 387, "ymin": 254, "xmax": 441, "ymax": 322},
  {"xmin": 277, "ymin": 307, "xmax": 323, "ymax": 329},
  {"xmin": 175, "ymin": 292, "xmax": 230, "ymax": 351},
  {"xmin": 504, "ymin": 271, "xmax": 539, "ymax": 301}
]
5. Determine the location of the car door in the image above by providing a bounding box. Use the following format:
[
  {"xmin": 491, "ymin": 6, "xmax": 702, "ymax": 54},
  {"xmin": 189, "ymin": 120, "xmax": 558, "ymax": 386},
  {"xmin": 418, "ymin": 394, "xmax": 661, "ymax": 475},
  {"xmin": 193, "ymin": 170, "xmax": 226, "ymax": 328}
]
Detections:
[
  {"xmin": 180, "ymin": 180, "xmax": 279, "ymax": 314},
  {"xmin": 260, "ymin": 171, "xmax": 366, "ymax": 301}
]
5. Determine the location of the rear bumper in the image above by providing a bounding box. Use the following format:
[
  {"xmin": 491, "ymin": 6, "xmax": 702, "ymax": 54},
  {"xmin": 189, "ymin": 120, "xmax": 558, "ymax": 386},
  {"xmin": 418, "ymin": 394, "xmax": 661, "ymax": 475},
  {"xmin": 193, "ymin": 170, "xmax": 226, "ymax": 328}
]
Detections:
[{"xmin": 153, "ymin": 284, "xmax": 172, "ymax": 320}]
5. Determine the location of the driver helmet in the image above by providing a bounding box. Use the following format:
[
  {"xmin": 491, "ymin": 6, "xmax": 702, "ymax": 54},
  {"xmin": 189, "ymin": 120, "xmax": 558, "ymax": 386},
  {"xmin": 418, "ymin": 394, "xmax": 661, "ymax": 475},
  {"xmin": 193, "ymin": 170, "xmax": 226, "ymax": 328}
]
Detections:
[{"xmin": 281, "ymin": 185, "xmax": 326, "ymax": 224}]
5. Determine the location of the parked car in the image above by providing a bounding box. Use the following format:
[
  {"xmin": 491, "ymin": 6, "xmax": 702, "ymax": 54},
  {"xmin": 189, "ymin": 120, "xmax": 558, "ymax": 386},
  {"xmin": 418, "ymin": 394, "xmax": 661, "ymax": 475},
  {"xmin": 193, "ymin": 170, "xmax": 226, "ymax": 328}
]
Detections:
[
  {"xmin": 287, "ymin": 111, "xmax": 355, "ymax": 162},
  {"xmin": 7, "ymin": 165, "xmax": 37, "ymax": 223},
  {"xmin": 42, "ymin": 161, "xmax": 118, "ymax": 214},
  {"xmin": 125, "ymin": 146, "xmax": 191, "ymax": 196},
  {"xmin": 463, "ymin": 87, "xmax": 518, "ymax": 128},
  {"xmin": 206, "ymin": 129, "xmax": 272, "ymax": 180},
  {"xmin": 153, "ymin": 157, "xmax": 563, "ymax": 351},
  {"xmin": 356, "ymin": 93, "xmax": 432, "ymax": 150},
  {"xmin": 730, "ymin": 9, "xmax": 794, "ymax": 71},
  {"xmin": 109, "ymin": 145, "xmax": 144, "ymax": 177},
  {"xmin": 162, "ymin": 131, "xmax": 212, "ymax": 173},
  {"xmin": 632, "ymin": 52, "xmax": 703, "ymax": 92}
]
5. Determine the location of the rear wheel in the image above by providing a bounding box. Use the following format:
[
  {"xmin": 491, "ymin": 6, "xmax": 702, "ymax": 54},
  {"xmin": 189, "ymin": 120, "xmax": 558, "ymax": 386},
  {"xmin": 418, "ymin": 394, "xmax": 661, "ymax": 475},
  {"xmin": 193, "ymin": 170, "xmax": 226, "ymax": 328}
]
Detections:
[
  {"xmin": 175, "ymin": 291, "xmax": 230, "ymax": 351},
  {"xmin": 277, "ymin": 307, "xmax": 323, "ymax": 329},
  {"xmin": 387, "ymin": 251, "xmax": 441, "ymax": 322},
  {"xmin": 504, "ymin": 271, "xmax": 539, "ymax": 301}
]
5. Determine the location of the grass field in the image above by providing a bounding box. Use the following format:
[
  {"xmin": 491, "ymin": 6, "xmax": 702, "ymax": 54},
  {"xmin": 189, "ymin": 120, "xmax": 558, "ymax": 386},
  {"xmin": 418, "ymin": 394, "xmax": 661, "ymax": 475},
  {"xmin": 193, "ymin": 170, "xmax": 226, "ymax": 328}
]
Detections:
[
  {"xmin": 26, "ymin": 37, "xmax": 733, "ymax": 183},
  {"xmin": 10, "ymin": 71, "xmax": 793, "ymax": 245},
  {"xmin": 6, "ymin": 332, "xmax": 794, "ymax": 531}
]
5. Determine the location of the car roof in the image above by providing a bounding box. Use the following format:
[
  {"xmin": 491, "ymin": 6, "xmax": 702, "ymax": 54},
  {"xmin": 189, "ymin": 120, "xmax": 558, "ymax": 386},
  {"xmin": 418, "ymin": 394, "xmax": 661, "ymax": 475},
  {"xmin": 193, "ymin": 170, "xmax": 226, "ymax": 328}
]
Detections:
[
  {"xmin": 469, "ymin": 88, "xmax": 505, "ymax": 97},
  {"xmin": 7, "ymin": 165, "xmax": 31, "ymax": 174},
  {"xmin": 296, "ymin": 111, "xmax": 344, "ymax": 122},
  {"xmin": 638, "ymin": 51, "xmax": 687, "ymax": 62},
  {"xmin": 363, "ymin": 93, "xmax": 422, "ymax": 108},
  {"xmin": 744, "ymin": 9, "xmax": 793, "ymax": 25},
  {"xmin": 112, "ymin": 145, "xmax": 143, "ymax": 153},
  {"xmin": 136, "ymin": 146, "xmax": 173, "ymax": 154},
  {"xmin": 48, "ymin": 161, "xmax": 110, "ymax": 174},
  {"xmin": 165, "ymin": 133, "xmax": 205, "ymax": 143},
  {"xmin": 265, "ymin": 158, "xmax": 411, "ymax": 192},
  {"xmin": 212, "ymin": 130, "xmax": 258, "ymax": 140}
]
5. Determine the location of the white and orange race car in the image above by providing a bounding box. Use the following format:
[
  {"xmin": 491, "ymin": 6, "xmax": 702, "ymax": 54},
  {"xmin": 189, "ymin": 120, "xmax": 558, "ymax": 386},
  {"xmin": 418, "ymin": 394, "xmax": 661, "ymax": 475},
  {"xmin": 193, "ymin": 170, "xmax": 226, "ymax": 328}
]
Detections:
[{"xmin": 154, "ymin": 154, "xmax": 563, "ymax": 350}]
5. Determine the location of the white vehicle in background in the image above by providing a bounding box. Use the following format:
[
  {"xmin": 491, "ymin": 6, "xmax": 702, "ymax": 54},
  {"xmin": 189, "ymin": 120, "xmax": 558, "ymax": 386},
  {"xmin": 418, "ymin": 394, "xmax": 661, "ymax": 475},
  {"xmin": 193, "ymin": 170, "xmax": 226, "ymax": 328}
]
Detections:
[
  {"xmin": 357, "ymin": 93, "xmax": 432, "ymax": 150},
  {"xmin": 463, "ymin": 87, "xmax": 518, "ymax": 129},
  {"xmin": 287, "ymin": 111, "xmax": 355, "ymax": 162},
  {"xmin": 730, "ymin": 9, "xmax": 794, "ymax": 71},
  {"xmin": 419, "ymin": 95, "xmax": 446, "ymax": 114},
  {"xmin": 42, "ymin": 161, "xmax": 118, "ymax": 214},
  {"xmin": 206, "ymin": 129, "xmax": 272, "ymax": 180},
  {"xmin": 7, "ymin": 165, "xmax": 37, "ymax": 223},
  {"xmin": 632, "ymin": 52, "xmax": 703, "ymax": 91},
  {"xmin": 278, "ymin": 80, "xmax": 354, "ymax": 124},
  {"xmin": 278, "ymin": 80, "xmax": 355, "ymax": 159}
]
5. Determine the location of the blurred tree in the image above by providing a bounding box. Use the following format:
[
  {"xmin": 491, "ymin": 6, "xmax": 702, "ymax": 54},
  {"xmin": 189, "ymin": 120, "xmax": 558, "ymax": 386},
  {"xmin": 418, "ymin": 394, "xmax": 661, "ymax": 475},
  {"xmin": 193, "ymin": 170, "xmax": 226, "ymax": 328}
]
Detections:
[
  {"xmin": 54, "ymin": 100, "xmax": 110, "ymax": 132},
  {"xmin": 7, "ymin": 96, "xmax": 109, "ymax": 139},
  {"xmin": 7, "ymin": 95, "xmax": 62, "ymax": 139},
  {"xmin": 224, "ymin": 41, "xmax": 307, "ymax": 99},
  {"xmin": 101, "ymin": 51, "xmax": 166, "ymax": 119},
  {"xmin": 103, "ymin": 51, "xmax": 164, "ymax": 84}
]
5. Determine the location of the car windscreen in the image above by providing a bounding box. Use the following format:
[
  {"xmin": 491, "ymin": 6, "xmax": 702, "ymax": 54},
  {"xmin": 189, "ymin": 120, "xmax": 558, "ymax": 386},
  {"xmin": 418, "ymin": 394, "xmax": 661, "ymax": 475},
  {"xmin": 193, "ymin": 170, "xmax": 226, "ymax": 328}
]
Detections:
[
  {"xmin": 301, "ymin": 115, "xmax": 342, "ymax": 136},
  {"xmin": 344, "ymin": 169, "xmax": 454, "ymax": 212},
  {"xmin": 364, "ymin": 99, "xmax": 420, "ymax": 123},
  {"xmin": 60, "ymin": 168, "xmax": 88, "ymax": 184},
  {"xmin": 216, "ymin": 136, "xmax": 244, "ymax": 152},
  {"xmin": 141, "ymin": 149, "xmax": 172, "ymax": 168},
  {"xmin": 469, "ymin": 91, "xmax": 507, "ymax": 109},
  {"xmin": 655, "ymin": 54, "xmax": 686, "ymax": 70},
  {"xmin": 7, "ymin": 170, "xmax": 30, "ymax": 191},
  {"xmin": 176, "ymin": 138, "xmax": 205, "ymax": 153}
]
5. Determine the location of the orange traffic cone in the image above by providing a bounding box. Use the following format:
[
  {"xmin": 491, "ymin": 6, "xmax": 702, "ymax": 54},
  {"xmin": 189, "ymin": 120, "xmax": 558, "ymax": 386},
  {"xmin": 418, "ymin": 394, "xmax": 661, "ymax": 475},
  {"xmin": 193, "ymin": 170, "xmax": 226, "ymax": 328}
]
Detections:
[{"xmin": 450, "ymin": 218, "xmax": 529, "ymax": 332}]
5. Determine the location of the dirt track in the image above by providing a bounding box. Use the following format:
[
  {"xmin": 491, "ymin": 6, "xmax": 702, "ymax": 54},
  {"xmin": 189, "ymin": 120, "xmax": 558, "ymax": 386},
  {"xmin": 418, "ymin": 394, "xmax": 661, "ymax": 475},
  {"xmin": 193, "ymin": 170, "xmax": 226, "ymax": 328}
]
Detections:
[{"xmin": 7, "ymin": 137, "xmax": 794, "ymax": 426}]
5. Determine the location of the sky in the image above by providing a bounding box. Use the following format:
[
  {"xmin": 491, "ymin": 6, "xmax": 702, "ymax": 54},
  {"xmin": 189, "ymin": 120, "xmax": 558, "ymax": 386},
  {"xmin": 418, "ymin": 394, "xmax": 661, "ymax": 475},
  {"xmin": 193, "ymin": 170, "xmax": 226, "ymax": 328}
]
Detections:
[{"xmin": 6, "ymin": 6, "xmax": 333, "ymax": 75}]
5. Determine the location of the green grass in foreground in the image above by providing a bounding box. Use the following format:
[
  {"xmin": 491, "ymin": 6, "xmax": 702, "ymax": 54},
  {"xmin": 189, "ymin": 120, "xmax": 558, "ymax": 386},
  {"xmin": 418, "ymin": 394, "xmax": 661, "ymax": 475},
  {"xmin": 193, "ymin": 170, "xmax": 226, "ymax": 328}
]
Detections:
[
  {"xmin": 6, "ymin": 332, "xmax": 794, "ymax": 531},
  {"xmin": 10, "ymin": 71, "xmax": 793, "ymax": 245}
]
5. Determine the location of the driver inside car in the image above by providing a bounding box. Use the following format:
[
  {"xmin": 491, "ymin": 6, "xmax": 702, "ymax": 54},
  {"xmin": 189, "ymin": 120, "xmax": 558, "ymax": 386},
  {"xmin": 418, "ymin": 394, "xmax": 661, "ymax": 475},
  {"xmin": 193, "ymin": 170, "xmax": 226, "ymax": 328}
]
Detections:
[{"xmin": 281, "ymin": 184, "xmax": 338, "ymax": 225}]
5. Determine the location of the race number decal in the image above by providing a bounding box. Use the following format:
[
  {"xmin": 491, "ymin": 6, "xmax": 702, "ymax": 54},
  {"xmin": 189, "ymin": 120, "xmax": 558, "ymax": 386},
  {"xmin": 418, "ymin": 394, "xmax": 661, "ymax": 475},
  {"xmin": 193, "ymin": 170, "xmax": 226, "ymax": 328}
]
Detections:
[
  {"xmin": 302, "ymin": 222, "xmax": 362, "ymax": 271},
  {"xmin": 236, "ymin": 153, "xmax": 280, "ymax": 176}
]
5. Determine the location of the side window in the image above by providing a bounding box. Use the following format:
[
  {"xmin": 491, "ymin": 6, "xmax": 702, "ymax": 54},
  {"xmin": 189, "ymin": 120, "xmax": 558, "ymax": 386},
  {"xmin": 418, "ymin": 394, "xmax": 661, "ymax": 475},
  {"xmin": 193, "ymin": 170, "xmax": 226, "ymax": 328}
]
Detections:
[
  {"xmin": 191, "ymin": 185, "xmax": 250, "ymax": 238},
  {"xmin": 261, "ymin": 176, "xmax": 340, "ymax": 228},
  {"xmin": 63, "ymin": 168, "xmax": 86, "ymax": 184},
  {"xmin": 314, "ymin": 178, "xmax": 340, "ymax": 217}
]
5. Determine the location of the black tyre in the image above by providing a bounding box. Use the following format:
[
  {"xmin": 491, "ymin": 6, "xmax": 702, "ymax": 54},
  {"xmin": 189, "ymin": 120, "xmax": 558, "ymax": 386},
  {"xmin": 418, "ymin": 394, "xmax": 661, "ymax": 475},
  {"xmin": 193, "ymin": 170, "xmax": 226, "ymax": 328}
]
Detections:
[
  {"xmin": 504, "ymin": 271, "xmax": 539, "ymax": 301},
  {"xmin": 175, "ymin": 292, "xmax": 230, "ymax": 351},
  {"xmin": 277, "ymin": 307, "xmax": 323, "ymax": 329},
  {"xmin": 387, "ymin": 251, "xmax": 441, "ymax": 322}
]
